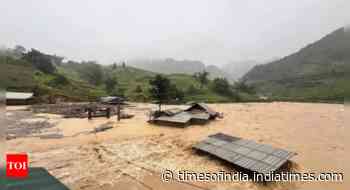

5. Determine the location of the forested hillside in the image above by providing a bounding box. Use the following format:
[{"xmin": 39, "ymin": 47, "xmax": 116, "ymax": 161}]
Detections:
[
  {"xmin": 243, "ymin": 27, "xmax": 350, "ymax": 102},
  {"xmin": 1, "ymin": 46, "xmax": 255, "ymax": 103}
]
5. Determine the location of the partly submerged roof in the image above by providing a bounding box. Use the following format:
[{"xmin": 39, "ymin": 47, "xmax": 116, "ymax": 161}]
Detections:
[
  {"xmin": 151, "ymin": 103, "xmax": 217, "ymax": 126},
  {"xmin": 190, "ymin": 112, "xmax": 210, "ymax": 120},
  {"xmin": 153, "ymin": 111, "xmax": 211, "ymax": 125},
  {"xmin": 163, "ymin": 108, "xmax": 183, "ymax": 116},
  {"xmin": 186, "ymin": 103, "xmax": 217, "ymax": 116},
  {"xmin": 6, "ymin": 92, "xmax": 33, "ymax": 100},
  {"xmin": 193, "ymin": 133, "xmax": 296, "ymax": 175},
  {"xmin": 154, "ymin": 111, "xmax": 192, "ymax": 124}
]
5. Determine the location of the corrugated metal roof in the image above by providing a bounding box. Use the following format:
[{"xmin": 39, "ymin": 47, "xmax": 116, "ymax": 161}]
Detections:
[
  {"xmin": 190, "ymin": 112, "xmax": 210, "ymax": 120},
  {"xmin": 153, "ymin": 112, "xmax": 211, "ymax": 125},
  {"xmin": 154, "ymin": 111, "xmax": 192, "ymax": 124},
  {"xmin": 193, "ymin": 133, "xmax": 296, "ymax": 175},
  {"xmin": 6, "ymin": 92, "xmax": 33, "ymax": 100},
  {"xmin": 151, "ymin": 103, "xmax": 217, "ymax": 126},
  {"xmin": 163, "ymin": 108, "xmax": 183, "ymax": 116},
  {"xmin": 186, "ymin": 103, "xmax": 217, "ymax": 117}
]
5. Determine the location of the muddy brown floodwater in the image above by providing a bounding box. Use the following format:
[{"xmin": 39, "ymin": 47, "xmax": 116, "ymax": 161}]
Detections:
[{"xmin": 4, "ymin": 102, "xmax": 348, "ymax": 190}]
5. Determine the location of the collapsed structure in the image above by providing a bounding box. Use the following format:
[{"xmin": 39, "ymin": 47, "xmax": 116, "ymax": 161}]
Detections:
[{"xmin": 149, "ymin": 103, "xmax": 220, "ymax": 127}]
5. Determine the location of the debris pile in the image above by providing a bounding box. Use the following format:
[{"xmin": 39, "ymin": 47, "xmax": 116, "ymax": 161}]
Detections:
[
  {"xmin": 31, "ymin": 103, "xmax": 91, "ymax": 117},
  {"xmin": 31, "ymin": 103, "xmax": 121, "ymax": 119},
  {"xmin": 6, "ymin": 120, "xmax": 57, "ymax": 140}
]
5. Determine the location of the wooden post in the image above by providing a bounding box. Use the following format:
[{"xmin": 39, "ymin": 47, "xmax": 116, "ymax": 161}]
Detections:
[
  {"xmin": 117, "ymin": 103, "xmax": 120, "ymax": 121},
  {"xmin": 106, "ymin": 107, "xmax": 110, "ymax": 119},
  {"xmin": 88, "ymin": 108, "xmax": 92, "ymax": 120}
]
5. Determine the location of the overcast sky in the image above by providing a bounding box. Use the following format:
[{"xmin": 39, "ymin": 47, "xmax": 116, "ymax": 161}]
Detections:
[{"xmin": 0, "ymin": 0, "xmax": 349, "ymax": 66}]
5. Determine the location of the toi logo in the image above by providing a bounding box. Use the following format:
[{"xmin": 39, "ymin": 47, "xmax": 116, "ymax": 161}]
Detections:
[{"xmin": 6, "ymin": 154, "xmax": 28, "ymax": 178}]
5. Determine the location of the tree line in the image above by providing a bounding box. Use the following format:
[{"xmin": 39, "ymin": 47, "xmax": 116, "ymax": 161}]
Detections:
[{"xmin": 2, "ymin": 45, "xmax": 256, "ymax": 103}]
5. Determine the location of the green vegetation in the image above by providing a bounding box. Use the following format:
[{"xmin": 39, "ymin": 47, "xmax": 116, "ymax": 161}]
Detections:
[
  {"xmin": 149, "ymin": 75, "xmax": 176, "ymax": 111},
  {"xmin": 193, "ymin": 71, "xmax": 209, "ymax": 88},
  {"xmin": 212, "ymin": 78, "xmax": 239, "ymax": 101},
  {"xmin": 3, "ymin": 28, "xmax": 350, "ymax": 104},
  {"xmin": 23, "ymin": 49, "xmax": 57, "ymax": 74},
  {"xmin": 78, "ymin": 61, "xmax": 103, "ymax": 85},
  {"xmin": 104, "ymin": 76, "xmax": 118, "ymax": 95},
  {"xmin": 250, "ymin": 72, "xmax": 349, "ymax": 102},
  {"xmin": 0, "ymin": 56, "xmax": 35, "ymax": 91},
  {"xmin": 1, "ymin": 45, "xmax": 257, "ymax": 103},
  {"xmin": 243, "ymin": 27, "xmax": 350, "ymax": 103}
]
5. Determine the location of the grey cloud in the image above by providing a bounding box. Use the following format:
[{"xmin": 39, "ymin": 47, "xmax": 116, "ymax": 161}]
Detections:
[{"xmin": 0, "ymin": 0, "xmax": 349, "ymax": 65}]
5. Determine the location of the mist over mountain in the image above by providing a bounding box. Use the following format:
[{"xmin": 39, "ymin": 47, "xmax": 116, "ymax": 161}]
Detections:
[
  {"xmin": 222, "ymin": 60, "xmax": 260, "ymax": 81},
  {"xmin": 129, "ymin": 58, "xmax": 204, "ymax": 74},
  {"xmin": 128, "ymin": 58, "xmax": 232, "ymax": 80},
  {"xmin": 205, "ymin": 65, "xmax": 230, "ymax": 79}
]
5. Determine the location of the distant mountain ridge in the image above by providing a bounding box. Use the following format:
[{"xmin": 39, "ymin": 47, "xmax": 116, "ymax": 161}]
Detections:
[{"xmin": 128, "ymin": 58, "xmax": 232, "ymax": 80}]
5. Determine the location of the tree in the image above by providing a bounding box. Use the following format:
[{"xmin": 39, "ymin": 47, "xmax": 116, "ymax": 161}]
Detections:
[
  {"xmin": 133, "ymin": 85, "xmax": 146, "ymax": 101},
  {"xmin": 23, "ymin": 49, "xmax": 56, "ymax": 74},
  {"xmin": 149, "ymin": 75, "xmax": 172, "ymax": 111},
  {"xmin": 112, "ymin": 63, "xmax": 117, "ymax": 69},
  {"xmin": 48, "ymin": 73, "xmax": 69, "ymax": 87},
  {"xmin": 169, "ymin": 84, "xmax": 184, "ymax": 102},
  {"xmin": 234, "ymin": 80, "xmax": 255, "ymax": 94},
  {"xmin": 134, "ymin": 85, "xmax": 143, "ymax": 93},
  {"xmin": 186, "ymin": 84, "xmax": 199, "ymax": 95},
  {"xmin": 79, "ymin": 61, "xmax": 103, "ymax": 85},
  {"xmin": 194, "ymin": 71, "xmax": 209, "ymax": 88},
  {"xmin": 105, "ymin": 76, "xmax": 118, "ymax": 94},
  {"xmin": 212, "ymin": 78, "xmax": 239, "ymax": 101}
]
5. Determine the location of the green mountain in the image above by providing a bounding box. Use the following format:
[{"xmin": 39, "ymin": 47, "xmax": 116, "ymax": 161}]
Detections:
[
  {"xmin": 243, "ymin": 27, "xmax": 350, "ymax": 102},
  {"xmin": 0, "ymin": 56, "xmax": 35, "ymax": 91},
  {"xmin": 59, "ymin": 63, "xmax": 233, "ymax": 102},
  {"xmin": 1, "ymin": 49, "xmax": 240, "ymax": 103}
]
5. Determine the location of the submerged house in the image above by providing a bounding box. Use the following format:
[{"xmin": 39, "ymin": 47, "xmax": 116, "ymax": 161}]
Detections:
[
  {"xmin": 6, "ymin": 92, "xmax": 34, "ymax": 105},
  {"xmin": 149, "ymin": 103, "xmax": 219, "ymax": 127},
  {"xmin": 185, "ymin": 103, "xmax": 219, "ymax": 119}
]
